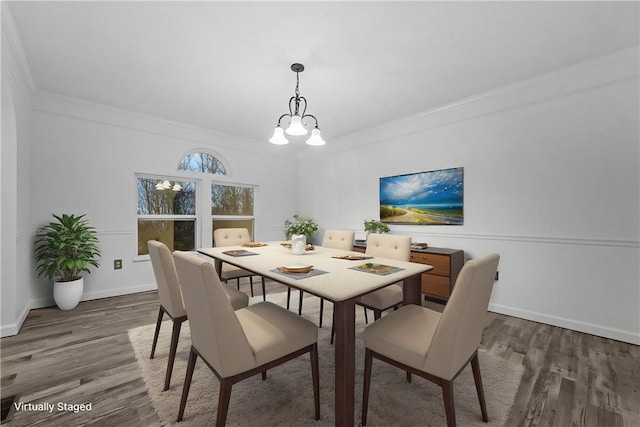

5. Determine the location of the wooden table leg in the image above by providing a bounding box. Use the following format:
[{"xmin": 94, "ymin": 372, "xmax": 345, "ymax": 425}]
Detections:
[
  {"xmin": 214, "ymin": 259, "xmax": 222, "ymax": 278},
  {"xmin": 403, "ymin": 274, "xmax": 421, "ymax": 306},
  {"xmin": 333, "ymin": 298, "xmax": 356, "ymax": 427}
]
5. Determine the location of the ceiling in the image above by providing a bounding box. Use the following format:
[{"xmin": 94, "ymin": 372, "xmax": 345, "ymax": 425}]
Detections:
[{"xmin": 7, "ymin": 1, "xmax": 639, "ymax": 146}]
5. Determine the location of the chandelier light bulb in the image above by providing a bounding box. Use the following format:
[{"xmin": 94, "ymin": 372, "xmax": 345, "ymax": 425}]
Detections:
[
  {"xmin": 306, "ymin": 128, "xmax": 326, "ymax": 146},
  {"xmin": 285, "ymin": 115, "xmax": 308, "ymax": 136},
  {"xmin": 269, "ymin": 126, "xmax": 289, "ymax": 145}
]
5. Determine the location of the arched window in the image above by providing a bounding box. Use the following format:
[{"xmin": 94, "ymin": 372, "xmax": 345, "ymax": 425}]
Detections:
[{"xmin": 178, "ymin": 152, "xmax": 226, "ymax": 175}]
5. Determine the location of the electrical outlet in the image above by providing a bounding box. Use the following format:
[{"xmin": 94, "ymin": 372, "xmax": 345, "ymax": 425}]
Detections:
[
  {"xmin": 114, "ymin": 259, "xmax": 122, "ymax": 270},
  {"xmin": 495, "ymin": 271, "xmax": 499, "ymax": 281}
]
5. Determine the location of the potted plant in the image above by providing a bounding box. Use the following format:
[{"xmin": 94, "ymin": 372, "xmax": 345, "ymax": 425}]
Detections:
[
  {"xmin": 363, "ymin": 219, "xmax": 390, "ymax": 238},
  {"xmin": 34, "ymin": 214, "xmax": 101, "ymax": 310}
]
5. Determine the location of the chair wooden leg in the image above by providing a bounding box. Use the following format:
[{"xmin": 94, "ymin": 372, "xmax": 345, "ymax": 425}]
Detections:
[
  {"xmin": 261, "ymin": 276, "xmax": 266, "ymax": 301},
  {"xmin": 298, "ymin": 290, "xmax": 303, "ymax": 315},
  {"xmin": 150, "ymin": 306, "xmax": 164, "ymax": 359},
  {"xmin": 364, "ymin": 307, "xmax": 369, "ymax": 324},
  {"xmin": 319, "ymin": 298, "xmax": 324, "ymax": 328},
  {"xmin": 407, "ymin": 372, "xmax": 412, "ymax": 383},
  {"xmin": 442, "ymin": 380, "xmax": 456, "ymax": 427},
  {"xmin": 164, "ymin": 318, "xmax": 183, "ymax": 391},
  {"xmin": 362, "ymin": 348, "xmax": 373, "ymax": 427},
  {"xmin": 286, "ymin": 287, "xmax": 291, "ymax": 310},
  {"xmin": 311, "ymin": 343, "xmax": 320, "ymax": 420},
  {"xmin": 236, "ymin": 278, "xmax": 240, "ymax": 291},
  {"xmin": 261, "ymin": 371, "xmax": 267, "ymax": 380},
  {"xmin": 373, "ymin": 309, "xmax": 382, "ymax": 321},
  {"xmin": 216, "ymin": 378, "xmax": 233, "ymax": 427},
  {"xmin": 177, "ymin": 348, "xmax": 198, "ymax": 422},
  {"xmin": 249, "ymin": 276, "xmax": 254, "ymax": 297},
  {"xmin": 471, "ymin": 352, "xmax": 489, "ymax": 422}
]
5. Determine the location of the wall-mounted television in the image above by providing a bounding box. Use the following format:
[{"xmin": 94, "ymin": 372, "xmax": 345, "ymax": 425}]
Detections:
[{"xmin": 379, "ymin": 167, "xmax": 464, "ymax": 225}]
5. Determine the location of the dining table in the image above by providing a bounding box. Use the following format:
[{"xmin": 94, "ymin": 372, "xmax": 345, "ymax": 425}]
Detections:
[{"xmin": 198, "ymin": 242, "xmax": 433, "ymax": 427}]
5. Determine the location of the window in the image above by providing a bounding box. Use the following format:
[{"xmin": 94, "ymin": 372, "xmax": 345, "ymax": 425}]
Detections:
[
  {"xmin": 212, "ymin": 184, "xmax": 255, "ymax": 245},
  {"xmin": 137, "ymin": 177, "xmax": 197, "ymax": 255}
]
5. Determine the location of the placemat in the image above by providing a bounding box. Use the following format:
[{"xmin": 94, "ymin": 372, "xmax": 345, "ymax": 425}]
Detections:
[
  {"xmin": 222, "ymin": 249, "xmax": 258, "ymax": 257},
  {"xmin": 242, "ymin": 242, "xmax": 268, "ymax": 247},
  {"xmin": 332, "ymin": 255, "xmax": 373, "ymax": 261},
  {"xmin": 349, "ymin": 263, "xmax": 404, "ymax": 276}
]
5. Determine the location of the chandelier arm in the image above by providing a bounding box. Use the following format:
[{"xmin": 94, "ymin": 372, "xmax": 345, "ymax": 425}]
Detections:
[
  {"xmin": 276, "ymin": 113, "xmax": 291, "ymax": 126},
  {"xmin": 302, "ymin": 114, "xmax": 319, "ymax": 128},
  {"xmin": 298, "ymin": 96, "xmax": 307, "ymax": 117}
]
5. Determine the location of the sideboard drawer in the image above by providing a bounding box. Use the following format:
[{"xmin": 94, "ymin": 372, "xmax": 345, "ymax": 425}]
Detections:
[
  {"xmin": 411, "ymin": 252, "xmax": 450, "ymax": 276},
  {"xmin": 422, "ymin": 274, "xmax": 451, "ymax": 299}
]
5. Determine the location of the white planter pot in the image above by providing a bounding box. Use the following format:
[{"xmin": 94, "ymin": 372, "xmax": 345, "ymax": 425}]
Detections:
[{"xmin": 53, "ymin": 277, "xmax": 84, "ymax": 310}]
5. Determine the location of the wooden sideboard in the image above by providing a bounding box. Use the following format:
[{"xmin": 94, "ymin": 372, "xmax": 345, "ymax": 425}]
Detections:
[{"xmin": 353, "ymin": 242, "xmax": 464, "ymax": 302}]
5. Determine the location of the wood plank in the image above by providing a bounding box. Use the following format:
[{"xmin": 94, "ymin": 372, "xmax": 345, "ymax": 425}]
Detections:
[{"xmin": 553, "ymin": 377, "xmax": 576, "ymax": 427}]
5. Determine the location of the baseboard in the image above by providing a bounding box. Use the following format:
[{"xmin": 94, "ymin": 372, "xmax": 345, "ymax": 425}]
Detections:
[
  {"xmin": 488, "ymin": 302, "xmax": 640, "ymax": 346},
  {"xmin": 0, "ymin": 304, "xmax": 31, "ymax": 337},
  {"xmin": 30, "ymin": 283, "xmax": 158, "ymax": 308},
  {"xmin": 80, "ymin": 283, "xmax": 158, "ymax": 302}
]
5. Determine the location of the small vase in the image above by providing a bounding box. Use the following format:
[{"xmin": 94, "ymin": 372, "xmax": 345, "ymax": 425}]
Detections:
[{"xmin": 291, "ymin": 234, "xmax": 306, "ymax": 255}]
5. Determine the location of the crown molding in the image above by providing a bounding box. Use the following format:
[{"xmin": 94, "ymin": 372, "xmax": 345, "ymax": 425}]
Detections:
[{"xmin": 32, "ymin": 90, "xmax": 298, "ymax": 160}]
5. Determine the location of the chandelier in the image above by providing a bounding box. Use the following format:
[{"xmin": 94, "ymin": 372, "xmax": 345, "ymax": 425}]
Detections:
[{"xmin": 269, "ymin": 63, "xmax": 326, "ymax": 146}]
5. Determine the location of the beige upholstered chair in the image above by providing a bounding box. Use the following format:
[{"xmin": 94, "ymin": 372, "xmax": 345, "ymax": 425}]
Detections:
[
  {"xmin": 361, "ymin": 253, "xmax": 500, "ymax": 427},
  {"xmin": 173, "ymin": 251, "xmax": 320, "ymax": 426},
  {"xmin": 213, "ymin": 228, "xmax": 265, "ymax": 300},
  {"xmin": 147, "ymin": 241, "xmax": 249, "ymax": 391},
  {"xmin": 358, "ymin": 233, "xmax": 411, "ymax": 320}
]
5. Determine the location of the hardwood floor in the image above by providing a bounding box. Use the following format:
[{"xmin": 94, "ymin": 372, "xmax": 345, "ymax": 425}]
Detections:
[{"xmin": 1, "ymin": 281, "xmax": 638, "ymax": 427}]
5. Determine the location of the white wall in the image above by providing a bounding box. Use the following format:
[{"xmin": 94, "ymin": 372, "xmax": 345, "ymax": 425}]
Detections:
[
  {"xmin": 299, "ymin": 47, "xmax": 640, "ymax": 345},
  {"xmin": 25, "ymin": 95, "xmax": 299, "ymax": 309}
]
